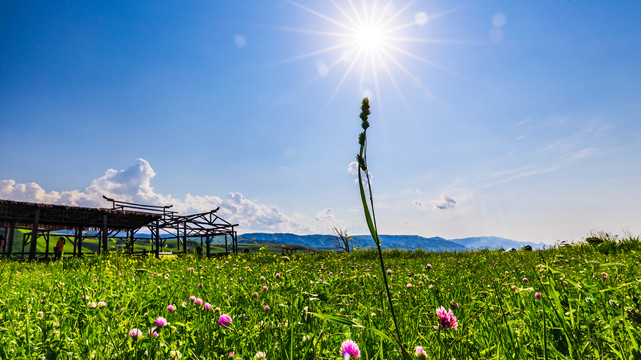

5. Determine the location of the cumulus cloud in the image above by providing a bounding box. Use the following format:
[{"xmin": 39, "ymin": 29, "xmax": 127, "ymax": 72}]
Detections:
[
  {"xmin": 0, "ymin": 159, "xmax": 341, "ymax": 234},
  {"xmin": 431, "ymin": 195, "xmax": 456, "ymax": 210},
  {"xmin": 347, "ymin": 161, "xmax": 372, "ymax": 185}
]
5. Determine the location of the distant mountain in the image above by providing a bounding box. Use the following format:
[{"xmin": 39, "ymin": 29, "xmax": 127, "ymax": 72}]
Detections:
[
  {"xmin": 239, "ymin": 233, "xmax": 466, "ymax": 252},
  {"xmin": 239, "ymin": 233, "xmax": 543, "ymax": 252},
  {"xmin": 450, "ymin": 236, "xmax": 546, "ymax": 250}
]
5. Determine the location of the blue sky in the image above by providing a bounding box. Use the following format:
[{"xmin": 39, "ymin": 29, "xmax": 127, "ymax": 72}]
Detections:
[{"xmin": 1, "ymin": 1, "xmax": 640, "ymax": 244}]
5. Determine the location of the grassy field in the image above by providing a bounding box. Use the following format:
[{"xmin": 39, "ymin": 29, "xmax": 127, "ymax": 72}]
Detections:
[{"xmin": 0, "ymin": 237, "xmax": 640, "ymax": 359}]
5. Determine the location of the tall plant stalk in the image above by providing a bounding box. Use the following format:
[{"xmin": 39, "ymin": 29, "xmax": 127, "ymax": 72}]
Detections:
[{"xmin": 356, "ymin": 98, "xmax": 410, "ymax": 358}]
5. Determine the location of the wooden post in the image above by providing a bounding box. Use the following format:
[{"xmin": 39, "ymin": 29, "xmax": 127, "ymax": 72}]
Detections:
[
  {"xmin": 1, "ymin": 227, "xmax": 6, "ymax": 257},
  {"xmin": 225, "ymin": 235, "xmax": 228, "ymax": 254},
  {"xmin": 7, "ymin": 221, "xmax": 15, "ymax": 257},
  {"xmin": 29, "ymin": 208, "xmax": 40, "ymax": 260},
  {"xmin": 206, "ymin": 235, "xmax": 211, "ymax": 258},
  {"xmin": 155, "ymin": 221, "xmax": 160, "ymax": 258},
  {"xmin": 45, "ymin": 231, "xmax": 50, "ymax": 259},
  {"xmin": 102, "ymin": 214, "xmax": 108, "ymax": 253},
  {"xmin": 233, "ymin": 232, "xmax": 238, "ymax": 254},
  {"xmin": 176, "ymin": 226, "xmax": 180, "ymax": 253},
  {"xmin": 183, "ymin": 222, "xmax": 187, "ymax": 255},
  {"xmin": 77, "ymin": 227, "xmax": 84, "ymax": 257}
]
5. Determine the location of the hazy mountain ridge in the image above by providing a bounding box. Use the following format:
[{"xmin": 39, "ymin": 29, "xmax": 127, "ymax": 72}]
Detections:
[{"xmin": 239, "ymin": 233, "xmax": 545, "ymax": 251}]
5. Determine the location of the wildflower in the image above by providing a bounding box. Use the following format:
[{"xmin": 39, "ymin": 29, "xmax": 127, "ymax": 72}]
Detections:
[
  {"xmin": 522, "ymin": 278, "xmax": 528, "ymax": 282},
  {"xmin": 505, "ymin": 271, "xmax": 509, "ymax": 275},
  {"xmin": 275, "ymin": 273, "xmax": 281, "ymax": 278},
  {"xmin": 429, "ymin": 285, "xmax": 433, "ymax": 289},
  {"xmin": 426, "ymin": 264, "xmax": 432, "ymax": 270},
  {"xmin": 169, "ymin": 350, "xmax": 182, "ymax": 359},
  {"xmin": 511, "ymin": 285, "xmax": 517, "ymax": 290},
  {"xmin": 264, "ymin": 305, "xmax": 270, "ymax": 310},
  {"xmin": 535, "ymin": 292, "xmax": 541, "ymax": 299},
  {"xmin": 263, "ymin": 286, "xmax": 268, "ymax": 291},
  {"xmin": 260, "ymin": 276, "xmax": 266, "ymax": 281},
  {"xmin": 87, "ymin": 301, "xmax": 97, "ymax": 308},
  {"xmin": 435, "ymin": 306, "xmax": 458, "ymax": 330},
  {"xmin": 602, "ymin": 272, "xmax": 608, "ymax": 279},
  {"xmin": 198, "ymin": 283, "xmax": 203, "ymax": 287},
  {"xmin": 340, "ymin": 339, "xmax": 361, "ymax": 359},
  {"xmin": 36, "ymin": 311, "xmax": 44, "ymax": 319},
  {"xmin": 167, "ymin": 304, "xmax": 176, "ymax": 311},
  {"xmin": 218, "ymin": 314, "xmax": 232, "ymax": 327},
  {"xmin": 189, "ymin": 296, "xmax": 196, "ymax": 302},
  {"xmin": 407, "ymin": 284, "xmax": 412, "ymax": 288},
  {"xmin": 252, "ymin": 292, "xmax": 259, "ymax": 297},
  {"xmin": 387, "ymin": 269, "xmax": 392, "ymax": 274},
  {"xmin": 418, "ymin": 281, "xmax": 423, "ymax": 286},
  {"xmin": 229, "ymin": 352, "xmax": 235, "ymax": 358},
  {"xmin": 414, "ymin": 345, "xmax": 428, "ymax": 358},
  {"xmin": 254, "ymin": 351, "xmax": 267, "ymax": 360},
  {"xmin": 563, "ymin": 281, "xmax": 568, "ymax": 285},
  {"xmin": 194, "ymin": 298, "xmax": 203, "ymax": 306},
  {"xmin": 120, "ymin": 307, "xmax": 125, "ymax": 311},
  {"xmin": 129, "ymin": 328, "xmax": 143, "ymax": 340},
  {"xmin": 148, "ymin": 327, "xmax": 159, "ymax": 338},
  {"xmin": 97, "ymin": 301, "xmax": 107, "ymax": 307},
  {"xmin": 204, "ymin": 303, "xmax": 212, "ymax": 310},
  {"xmin": 155, "ymin": 316, "xmax": 168, "ymax": 327}
]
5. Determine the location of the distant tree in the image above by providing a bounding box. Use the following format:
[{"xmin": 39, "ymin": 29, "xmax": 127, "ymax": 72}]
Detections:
[{"xmin": 332, "ymin": 228, "xmax": 353, "ymax": 253}]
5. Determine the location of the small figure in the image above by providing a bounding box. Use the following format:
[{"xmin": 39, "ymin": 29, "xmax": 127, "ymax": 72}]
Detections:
[
  {"xmin": 54, "ymin": 237, "xmax": 65, "ymax": 260},
  {"xmin": 196, "ymin": 245, "xmax": 203, "ymax": 257}
]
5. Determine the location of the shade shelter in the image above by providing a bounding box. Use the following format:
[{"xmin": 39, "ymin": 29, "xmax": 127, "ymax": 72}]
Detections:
[
  {"xmin": 0, "ymin": 197, "xmax": 239, "ymax": 259},
  {"xmin": 103, "ymin": 197, "xmax": 239, "ymax": 258}
]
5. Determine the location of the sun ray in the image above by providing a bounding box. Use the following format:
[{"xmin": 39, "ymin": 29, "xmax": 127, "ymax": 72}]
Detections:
[
  {"xmin": 384, "ymin": 36, "xmax": 487, "ymax": 45},
  {"xmin": 379, "ymin": 46, "xmax": 424, "ymax": 88},
  {"xmin": 370, "ymin": 49, "xmax": 384, "ymax": 117},
  {"xmin": 386, "ymin": 43, "xmax": 462, "ymax": 77},
  {"xmin": 323, "ymin": 49, "xmax": 365, "ymax": 112},
  {"xmin": 373, "ymin": 0, "xmax": 396, "ymax": 26},
  {"xmin": 380, "ymin": 0, "xmax": 416, "ymax": 29},
  {"xmin": 330, "ymin": 0, "xmax": 360, "ymax": 30},
  {"xmin": 276, "ymin": 26, "xmax": 355, "ymax": 38},
  {"xmin": 347, "ymin": 0, "xmax": 365, "ymax": 28},
  {"xmin": 287, "ymin": 0, "xmax": 356, "ymax": 33},
  {"xmin": 274, "ymin": 40, "xmax": 357, "ymax": 66},
  {"xmin": 375, "ymin": 49, "xmax": 412, "ymax": 116}
]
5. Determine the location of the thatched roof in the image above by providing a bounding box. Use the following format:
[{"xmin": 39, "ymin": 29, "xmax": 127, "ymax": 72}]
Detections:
[{"xmin": 0, "ymin": 199, "xmax": 162, "ymax": 231}]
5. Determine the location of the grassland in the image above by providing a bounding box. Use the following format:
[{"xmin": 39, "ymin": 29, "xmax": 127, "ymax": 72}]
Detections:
[{"xmin": 0, "ymin": 238, "xmax": 640, "ymax": 359}]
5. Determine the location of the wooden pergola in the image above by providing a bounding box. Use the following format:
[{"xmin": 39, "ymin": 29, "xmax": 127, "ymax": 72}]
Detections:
[
  {"xmin": 0, "ymin": 197, "xmax": 238, "ymax": 260},
  {"xmin": 103, "ymin": 196, "xmax": 239, "ymax": 258}
]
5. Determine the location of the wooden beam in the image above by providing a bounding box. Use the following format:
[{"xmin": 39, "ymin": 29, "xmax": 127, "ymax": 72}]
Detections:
[
  {"xmin": 102, "ymin": 214, "xmax": 108, "ymax": 253},
  {"xmin": 29, "ymin": 208, "xmax": 40, "ymax": 260}
]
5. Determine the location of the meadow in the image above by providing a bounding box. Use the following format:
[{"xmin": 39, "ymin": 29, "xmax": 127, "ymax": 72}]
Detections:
[{"xmin": 1, "ymin": 239, "xmax": 640, "ymax": 359}]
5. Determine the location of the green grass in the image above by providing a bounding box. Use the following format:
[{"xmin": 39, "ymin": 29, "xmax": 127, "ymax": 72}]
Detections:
[{"xmin": 0, "ymin": 241, "xmax": 640, "ymax": 359}]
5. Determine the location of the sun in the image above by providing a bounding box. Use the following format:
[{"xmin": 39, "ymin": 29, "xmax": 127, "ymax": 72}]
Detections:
[
  {"xmin": 354, "ymin": 23, "xmax": 384, "ymax": 52},
  {"xmin": 279, "ymin": 0, "xmax": 462, "ymax": 111}
]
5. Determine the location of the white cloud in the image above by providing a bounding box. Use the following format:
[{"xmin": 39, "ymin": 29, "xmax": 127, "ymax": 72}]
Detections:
[
  {"xmin": 431, "ymin": 195, "xmax": 456, "ymax": 210},
  {"xmin": 234, "ymin": 34, "xmax": 246, "ymax": 48},
  {"xmin": 347, "ymin": 161, "xmax": 372, "ymax": 185},
  {"xmin": 0, "ymin": 159, "xmax": 340, "ymax": 234}
]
